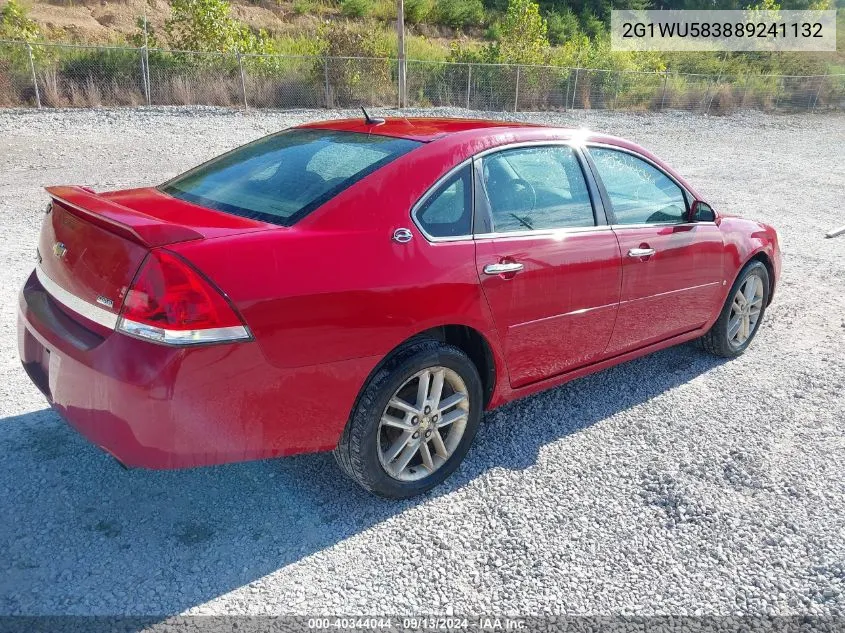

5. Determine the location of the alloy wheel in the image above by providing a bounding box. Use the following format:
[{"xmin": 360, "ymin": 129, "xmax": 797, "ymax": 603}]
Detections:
[
  {"xmin": 377, "ymin": 366, "xmax": 470, "ymax": 482},
  {"xmin": 728, "ymin": 274, "xmax": 764, "ymax": 348}
]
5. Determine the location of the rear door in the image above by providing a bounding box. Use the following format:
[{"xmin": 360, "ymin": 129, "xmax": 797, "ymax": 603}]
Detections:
[
  {"xmin": 585, "ymin": 146, "xmax": 724, "ymax": 355},
  {"xmin": 474, "ymin": 144, "xmax": 622, "ymax": 388}
]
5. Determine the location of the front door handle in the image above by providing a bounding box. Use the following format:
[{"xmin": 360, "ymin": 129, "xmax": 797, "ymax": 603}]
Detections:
[
  {"xmin": 483, "ymin": 262, "xmax": 524, "ymax": 275},
  {"xmin": 627, "ymin": 247, "xmax": 656, "ymax": 258}
]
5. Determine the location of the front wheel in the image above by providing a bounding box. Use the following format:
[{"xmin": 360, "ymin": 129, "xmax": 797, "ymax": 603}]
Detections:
[
  {"xmin": 698, "ymin": 260, "xmax": 770, "ymax": 358},
  {"xmin": 333, "ymin": 340, "xmax": 484, "ymax": 499}
]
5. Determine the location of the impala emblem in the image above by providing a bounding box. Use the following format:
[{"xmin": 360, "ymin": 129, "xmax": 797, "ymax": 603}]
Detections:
[{"xmin": 52, "ymin": 242, "xmax": 67, "ymax": 258}]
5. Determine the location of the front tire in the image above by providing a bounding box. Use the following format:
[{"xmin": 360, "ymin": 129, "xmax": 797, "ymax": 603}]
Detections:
[
  {"xmin": 333, "ymin": 339, "xmax": 484, "ymax": 499},
  {"xmin": 698, "ymin": 260, "xmax": 770, "ymax": 358}
]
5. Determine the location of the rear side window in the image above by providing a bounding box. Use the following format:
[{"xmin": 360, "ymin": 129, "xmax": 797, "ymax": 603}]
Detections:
[
  {"xmin": 161, "ymin": 130, "xmax": 421, "ymax": 226},
  {"xmin": 589, "ymin": 147, "xmax": 687, "ymax": 225},
  {"xmin": 415, "ymin": 165, "xmax": 473, "ymax": 238}
]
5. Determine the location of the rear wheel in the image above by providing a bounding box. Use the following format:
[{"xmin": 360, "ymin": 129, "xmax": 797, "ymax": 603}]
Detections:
[
  {"xmin": 698, "ymin": 260, "xmax": 770, "ymax": 358},
  {"xmin": 334, "ymin": 340, "xmax": 483, "ymax": 498}
]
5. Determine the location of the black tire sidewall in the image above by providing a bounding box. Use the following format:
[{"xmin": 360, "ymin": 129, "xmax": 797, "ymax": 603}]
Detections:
[
  {"xmin": 342, "ymin": 341, "xmax": 484, "ymax": 499},
  {"xmin": 718, "ymin": 261, "xmax": 770, "ymax": 356}
]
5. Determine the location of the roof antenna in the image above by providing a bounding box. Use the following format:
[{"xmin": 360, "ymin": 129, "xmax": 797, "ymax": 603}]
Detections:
[{"xmin": 361, "ymin": 106, "xmax": 385, "ymax": 125}]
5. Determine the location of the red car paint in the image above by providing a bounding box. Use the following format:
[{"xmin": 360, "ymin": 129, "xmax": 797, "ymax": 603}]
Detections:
[{"xmin": 17, "ymin": 118, "xmax": 781, "ymax": 469}]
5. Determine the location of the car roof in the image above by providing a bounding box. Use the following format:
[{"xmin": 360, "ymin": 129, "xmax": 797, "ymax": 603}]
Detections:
[
  {"xmin": 296, "ymin": 116, "xmax": 701, "ymax": 202},
  {"xmin": 297, "ymin": 117, "xmax": 544, "ymax": 142}
]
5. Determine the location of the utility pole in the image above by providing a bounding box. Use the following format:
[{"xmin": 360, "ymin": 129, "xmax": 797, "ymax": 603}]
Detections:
[
  {"xmin": 142, "ymin": 5, "xmax": 151, "ymax": 105},
  {"xmin": 397, "ymin": 0, "xmax": 406, "ymax": 108}
]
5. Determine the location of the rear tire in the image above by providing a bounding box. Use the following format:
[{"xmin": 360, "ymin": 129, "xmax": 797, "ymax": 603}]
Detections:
[
  {"xmin": 697, "ymin": 260, "xmax": 770, "ymax": 358},
  {"xmin": 333, "ymin": 339, "xmax": 483, "ymax": 499}
]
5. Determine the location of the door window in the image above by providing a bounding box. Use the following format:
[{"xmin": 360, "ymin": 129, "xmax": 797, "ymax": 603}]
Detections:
[
  {"xmin": 480, "ymin": 146, "xmax": 595, "ymax": 233},
  {"xmin": 415, "ymin": 164, "xmax": 473, "ymax": 238},
  {"xmin": 589, "ymin": 148, "xmax": 687, "ymax": 225}
]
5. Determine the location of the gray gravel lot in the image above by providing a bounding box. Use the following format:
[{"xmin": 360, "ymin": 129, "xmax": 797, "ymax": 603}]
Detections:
[{"xmin": 0, "ymin": 107, "xmax": 844, "ymax": 618}]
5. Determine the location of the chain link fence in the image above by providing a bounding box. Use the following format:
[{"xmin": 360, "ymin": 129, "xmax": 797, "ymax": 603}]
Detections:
[{"xmin": 2, "ymin": 40, "xmax": 844, "ymax": 114}]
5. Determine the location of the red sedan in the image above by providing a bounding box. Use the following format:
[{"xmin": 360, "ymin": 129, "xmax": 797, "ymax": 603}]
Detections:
[{"xmin": 18, "ymin": 117, "xmax": 781, "ymax": 498}]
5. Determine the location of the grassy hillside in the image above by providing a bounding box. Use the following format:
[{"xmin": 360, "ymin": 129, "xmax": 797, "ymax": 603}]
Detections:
[
  {"xmin": 3, "ymin": 0, "xmax": 843, "ymax": 75},
  {"xmin": 11, "ymin": 0, "xmax": 481, "ymax": 57}
]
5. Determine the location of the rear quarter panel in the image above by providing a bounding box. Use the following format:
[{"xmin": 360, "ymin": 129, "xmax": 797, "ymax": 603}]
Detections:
[{"xmin": 168, "ymin": 139, "xmax": 504, "ymax": 373}]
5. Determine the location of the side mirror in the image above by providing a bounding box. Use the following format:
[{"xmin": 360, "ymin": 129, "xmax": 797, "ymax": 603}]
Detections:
[{"xmin": 690, "ymin": 200, "xmax": 716, "ymax": 222}]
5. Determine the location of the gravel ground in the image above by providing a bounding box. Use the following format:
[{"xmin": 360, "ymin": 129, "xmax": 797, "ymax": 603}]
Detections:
[{"xmin": 1, "ymin": 107, "xmax": 844, "ymax": 618}]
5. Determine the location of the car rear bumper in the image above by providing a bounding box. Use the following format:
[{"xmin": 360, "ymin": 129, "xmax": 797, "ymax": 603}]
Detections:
[{"xmin": 18, "ymin": 270, "xmax": 379, "ymax": 469}]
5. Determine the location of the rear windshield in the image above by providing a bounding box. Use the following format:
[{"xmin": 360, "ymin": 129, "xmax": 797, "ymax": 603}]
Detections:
[{"xmin": 160, "ymin": 129, "xmax": 421, "ymax": 226}]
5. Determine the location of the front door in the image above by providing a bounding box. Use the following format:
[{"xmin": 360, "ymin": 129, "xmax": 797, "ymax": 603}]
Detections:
[
  {"xmin": 586, "ymin": 146, "xmax": 724, "ymax": 355},
  {"xmin": 474, "ymin": 144, "xmax": 622, "ymax": 388}
]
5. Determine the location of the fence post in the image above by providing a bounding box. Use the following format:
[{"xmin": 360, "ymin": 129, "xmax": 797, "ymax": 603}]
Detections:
[
  {"xmin": 144, "ymin": 47, "xmax": 151, "ymax": 105},
  {"xmin": 237, "ymin": 51, "xmax": 248, "ymax": 110},
  {"xmin": 513, "ymin": 65, "xmax": 520, "ymax": 113},
  {"xmin": 571, "ymin": 68, "xmax": 579, "ymax": 110},
  {"xmin": 704, "ymin": 77, "xmax": 715, "ymax": 115},
  {"xmin": 140, "ymin": 47, "xmax": 151, "ymax": 106},
  {"xmin": 612, "ymin": 72, "xmax": 620, "ymax": 110},
  {"xmin": 26, "ymin": 43, "xmax": 41, "ymax": 109},
  {"xmin": 774, "ymin": 76, "xmax": 783, "ymax": 112},
  {"xmin": 466, "ymin": 63, "xmax": 472, "ymax": 110},
  {"xmin": 811, "ymin": 73, "xmax": 827, "ymax": 112},
  {"xmin": 324, "ymin": 58, "xmax": 331, "ymax": 108},
  {"xmin": 660, "ymin": 70, "xmax": 669, "ymax": 110},
  {"xmin": 741, "ymin": 75, "xmax": 750, "ymax": 109}
]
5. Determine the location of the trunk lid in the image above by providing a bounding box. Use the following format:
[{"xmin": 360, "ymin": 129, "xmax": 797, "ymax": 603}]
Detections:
[{"xmin": 37, "ymin": 186, "xmax": 271, "ymax": 331}]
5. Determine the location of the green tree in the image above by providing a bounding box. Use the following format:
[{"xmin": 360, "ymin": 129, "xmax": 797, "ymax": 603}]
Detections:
[
  {"xmin": 164, "ymin": 0, "xmax": 274, "ymax": 53},
  {"xmin": 546, "ymin": 8, "xmax": 580, "ymax": 45},
  {"xmin": 0, "ymin": 0, "xmax": 40, "ymax": 42},
  {"xmin": 129, "ymin": 16, "xmax": 160, "ymax": 48},
  {"xmin": 497, "ymin": 0, "xmax": 550, "ymax": 64}
]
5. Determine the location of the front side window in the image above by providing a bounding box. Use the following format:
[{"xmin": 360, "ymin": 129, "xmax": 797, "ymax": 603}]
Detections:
[
  {"xmin": 479, "ymin": 145, "xmax": 595, "ymax": 233},
  {"xmin": 415, "ymin": 164, "xmax": 472, "ymax": 238},
  {"xmin": 161, "ymin": 130, "xmax": 421, "ymax": 226},
  {"xmin": 589, "ymin": 147, "xmax": 687, "ymax": 225}
]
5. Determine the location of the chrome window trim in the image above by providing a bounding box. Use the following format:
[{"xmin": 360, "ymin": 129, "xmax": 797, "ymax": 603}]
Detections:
[
  {"xmin": 474, "ymin": 225, "xmax": 613, "ymax": 240},
  {"xmin": 609, "ymin": 221, "xmax": 716, "ymax": 230},
  {"xmin": 35, "ymin": 265, "xmax": 119, "ymax": 329},
  {"xmin": 410, "ymin": 139, "xmax": 709, "ymax": 243},
  {"xmin": 410, "ymin": 158, "xmax": 475, "ymax": 243},
  {"xmin": 472, "ymin": 139, "xmax": 582, "ymax": 160}
]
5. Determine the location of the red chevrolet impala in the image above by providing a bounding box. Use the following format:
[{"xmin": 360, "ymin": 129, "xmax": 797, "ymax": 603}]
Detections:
[{"xmin": 18, "ymin": 117, "xmax": 780, "ymax": 498}]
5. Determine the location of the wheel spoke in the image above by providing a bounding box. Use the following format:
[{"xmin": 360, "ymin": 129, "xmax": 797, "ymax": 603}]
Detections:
[
  {"xmin": 429, "ymin": 369, "xmax": 445, "ymax": 409},
  {"xmin": 734, "ymin": 290, "xmax": 747, "ymax": 307},
  {"xmin": 438, "ymin": 409, "xmax": 467, "ymax": 428},
  {"xmin": 419, "ymin": 442, "xmax": 435, "ymax": 472},
  {"xmin": 437, "ymin": 392, "xmax": 467, "ymax": 412},
  {"xmin": 743, "ymin": 278, "xmax": 758, "ymax": 303},
  {"xmin": 741, "ymin": 315, "xmax": 750, "ymax": 340},
  {"xmin": 431, "ymin": 428, "xmax": 448, "ymax": 459},
  {"xmin": 389, "ymin": 397, "xmax": 418, "ymax": 415},
  {"xmin": 415, "ymin": 370, "xmax": 431, "ymax": 410},
  {"xmin": 392, "ymin": 441, "xmax": 420, "ymax": 475},
  {"xmin": 381, "ymin": 413, "xmax": 412, "ymax": 431},
  {"xmin": 727, "ymin": 316, "xmax": 741, "ymax": 340},
  {"xmin": 383, "ymin": 430, "xmax": 412, "ymax": 463}
]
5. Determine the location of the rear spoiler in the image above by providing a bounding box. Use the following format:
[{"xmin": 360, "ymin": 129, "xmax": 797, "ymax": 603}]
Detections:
[{"xmin": 46, "ymin": 185, "xmax": 203, "ymax": 248}]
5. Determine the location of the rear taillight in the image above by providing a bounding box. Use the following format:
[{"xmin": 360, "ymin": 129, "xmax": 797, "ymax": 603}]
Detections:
[{"xmin": 117, "ymin": 250, "xmax": 251, "ymax": 345}]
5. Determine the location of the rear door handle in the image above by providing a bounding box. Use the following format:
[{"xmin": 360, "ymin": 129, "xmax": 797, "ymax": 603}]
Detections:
[
  {"xmin": 627, "ymin": 248, "xmax": 655, "ymax": 258},
  {"xmin": 483, "ymin": 262, "xmax": 524, "ymax": 275}
]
